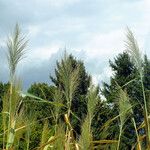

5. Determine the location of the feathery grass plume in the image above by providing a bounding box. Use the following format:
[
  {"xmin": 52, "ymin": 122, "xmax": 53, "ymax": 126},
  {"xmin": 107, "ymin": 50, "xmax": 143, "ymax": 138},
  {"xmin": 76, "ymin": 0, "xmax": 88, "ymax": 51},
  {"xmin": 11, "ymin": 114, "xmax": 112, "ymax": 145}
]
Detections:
[
  {"xmin": 116, "ymin": 84, "xmax": 132, "ymax": 150},
  {"xmin": 39, "ymin": 120, "xmax": 55, "ymax": 150},
  {"xmin": 13, "ymin": 114, "xmax": 31, "ymax": 150},
  {"xmin": 125, "ymin": 28, "xmax": 150, "ymax": 148},
  {"xmin": 52, "ymin": 124, "xmax": 66, "ymax": 150},
  {"xmin": 52, "ymin": 53, "xmax": 80, "ymax": 149},
  {"xmin": 125, "ymin": 27, "xmax": 143, "ymax": 75},
  {"xmin": 87, "ymin": 85, "xmax": 99, "ymax": 126},
  {"xmin": 7, "ymin": 24, "xmax": 28, "ymax": 82},
  {"xmin": 116, "ymin": 84, "xmax": 142, "ymax": 149},
  {"xmin": 53, "ymin": 89, "xmax": 63, "ymax": 128},
  {"xmin": 79, "ymin": 84, "xmax": 99, "ymax": 150},
  {"xmin": 58, "ymin": 52, "xmax": 80, "ymax": 118},
  {"xmin": 40, "ymin": 120, "xmax": 49, "ymax": 147},
  {"xmin": 50, "ymin": 52, "xmax": 81, "ymax": 149},
  {"xmin": 5, "ymin": 24, "xmax": 28, "ymax": 149},
  {"xmin": 16, "ymin": 98, "xmax": 39, "ymax": 150},
  {"xmin": 79, "ymin": 117, "xmax": 92, "ymax": 150},
  {"xmin": 60, "ymin": 53, "xmax": 80, "ymax": 149}
]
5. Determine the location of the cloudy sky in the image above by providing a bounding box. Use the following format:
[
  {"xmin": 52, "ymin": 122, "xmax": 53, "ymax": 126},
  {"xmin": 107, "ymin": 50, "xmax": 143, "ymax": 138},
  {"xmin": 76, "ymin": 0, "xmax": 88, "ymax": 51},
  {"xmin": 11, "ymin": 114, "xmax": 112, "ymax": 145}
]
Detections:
[{"xmin": 0, "ymin": 0, "xmax": 150, "ymax": 89}]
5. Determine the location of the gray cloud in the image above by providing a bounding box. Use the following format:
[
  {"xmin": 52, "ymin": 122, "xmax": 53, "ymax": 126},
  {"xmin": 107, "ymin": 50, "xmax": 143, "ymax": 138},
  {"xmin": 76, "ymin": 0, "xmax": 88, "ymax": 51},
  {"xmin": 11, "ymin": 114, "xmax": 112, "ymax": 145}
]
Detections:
[
  {"xmin": 21, "ymin": 49, "xmax": 87, "ymax": 90},
  {"xmin": 18, "ymin": 49, "xmax": 65, "ymax": 90},
  {"xmin": 0, "ymin": 0, "xmax": 150, "ymax": 90},
  {"xmin": 0, "ymin": 46, "xmax": 110, "ymax": 90}
]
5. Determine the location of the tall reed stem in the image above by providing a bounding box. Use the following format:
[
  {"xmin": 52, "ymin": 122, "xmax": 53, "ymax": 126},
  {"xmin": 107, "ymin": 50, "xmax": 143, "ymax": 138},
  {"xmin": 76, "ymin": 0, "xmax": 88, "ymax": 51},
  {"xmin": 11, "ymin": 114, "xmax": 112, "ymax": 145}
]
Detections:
[
  {"xmin": 141, "ymin": 74, "xmax": 150, "ymax": 148},
  {"xmin": 117, "ymin": 125, "xmax": 122, "ymax": 150},
  {"xmin": 6, "ymin": 81, "xmax": 13, "ymax": 149},
  {"xmin": 132, "ymin": 117, "xmax": 141, "ymax": 150}
]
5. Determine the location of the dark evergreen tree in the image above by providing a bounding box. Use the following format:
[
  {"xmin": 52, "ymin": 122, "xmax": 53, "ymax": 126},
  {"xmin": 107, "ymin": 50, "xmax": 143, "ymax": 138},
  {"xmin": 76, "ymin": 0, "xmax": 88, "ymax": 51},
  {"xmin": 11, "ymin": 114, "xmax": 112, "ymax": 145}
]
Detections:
[
  {"xmin": 0, "ymin": 82, "xmax": 10, "ymax": 111},
  {"xmin": 102, "ymin": 52, "xmax": 150, "ymax": 149},
  {"xmin": 24, "ymin": 83, "xmax": 55, "ymax": 149},
  {"xmin": 102, "ymin": 52, "xmax": 137, "ymax": 103},
  {"xmin": 143, "ymin": 55, "xmax": 150, "ymax": 93},
  {"xmin": 25, "ymin": 83, "xmax": 55, "ymax": 122}
]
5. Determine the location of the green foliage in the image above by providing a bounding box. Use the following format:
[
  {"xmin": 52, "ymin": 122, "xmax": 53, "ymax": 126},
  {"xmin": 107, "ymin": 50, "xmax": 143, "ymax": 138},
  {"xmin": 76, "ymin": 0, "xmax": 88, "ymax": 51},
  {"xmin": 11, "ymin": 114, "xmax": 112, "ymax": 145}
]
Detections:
[
  {"xmin": 102, "ymin": 52, "xmax": 137, "ymax": 103},
  {"xmin": 25, "ymin": 83, "xmax": 55, "ymax": 121},
  {"xmin": 23, "ymin": 83, "xmax": 55, "ymax": 149},
  {"xmin": 0, "ymin": 25, "xmax": 150, "ymax": 150},
  {"xmin": 143, "ymin": 55, "xmax": 150, "ymax": 101},
  {"xmin": 0, "ymin": 82, "xmax": 10, "ymax": 111}
]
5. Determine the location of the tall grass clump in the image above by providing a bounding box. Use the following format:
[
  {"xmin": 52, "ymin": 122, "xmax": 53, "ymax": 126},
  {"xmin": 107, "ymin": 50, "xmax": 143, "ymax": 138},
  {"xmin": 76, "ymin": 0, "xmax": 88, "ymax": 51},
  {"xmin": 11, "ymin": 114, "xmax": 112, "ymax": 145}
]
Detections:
[
  {"xmin": 116, "ymin": 84, "xmax": 142, "ymax": 150},
  {"xmin": 116, "ymin": 85, "xmax": 132, "ymax": 150},
  {"xmin": 33, "ymin": 53, "xmax": 81, "ymax": 149},
  {"xmin": 2, "ymin": 24, "xmax": 28, "ymax": 149},
  {"xmin": 58, "ymin": 53, "xmax": 80, "ymax": 149},
  {"xmin": 0, "ymin": 24, "xmax": 149, "ymax": 150},
  {"xmin": 58, "ymin": 53, "xmax": 80, "ymax": 118},
  {"xmin": 125, "ymin": 28, "xmax": 150, "ymax": 148},
  {"xmin": 79, "ymin": 84, "xmax": 99, "ymax": 149}
]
